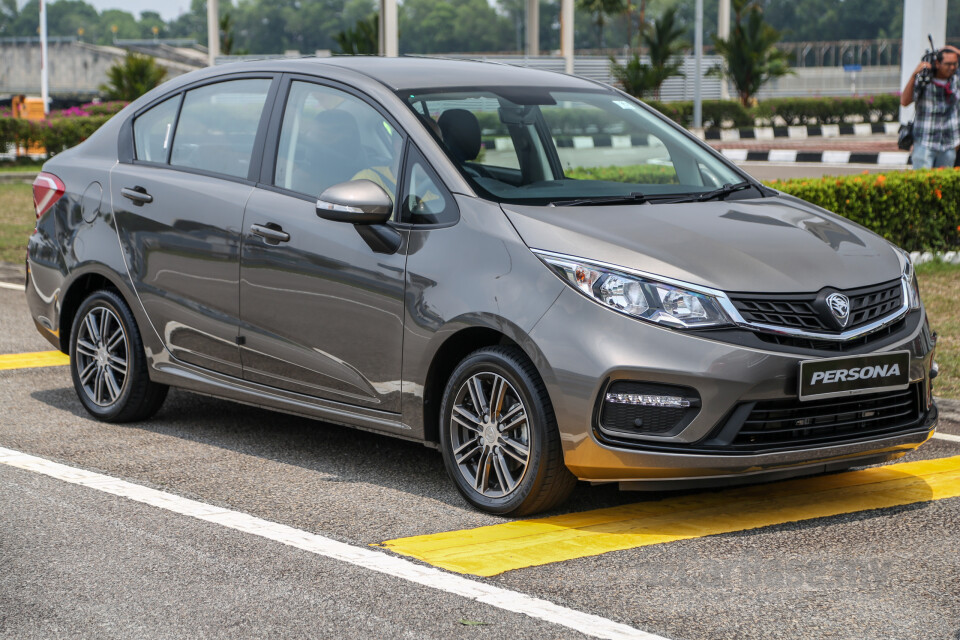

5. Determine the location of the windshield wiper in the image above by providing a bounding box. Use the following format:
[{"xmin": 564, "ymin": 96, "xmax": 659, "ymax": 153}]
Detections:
[
  {"xmin": 551, "ymin": 192, "xmax": 648, "ymax": 207},
  {"xmin": 645, "ymin": 181, "xmax": 754, "ymax": 204}
]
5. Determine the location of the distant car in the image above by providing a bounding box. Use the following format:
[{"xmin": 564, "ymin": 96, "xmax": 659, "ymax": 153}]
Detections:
[{"xmin": 27, "ymin": 57, "xmax": 938, "ymax": 515}]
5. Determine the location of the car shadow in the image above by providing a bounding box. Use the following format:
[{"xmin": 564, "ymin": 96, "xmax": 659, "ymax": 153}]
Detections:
[{"xmin": 28, "ymin": 386, "xmax": 937, "ymax": 526}]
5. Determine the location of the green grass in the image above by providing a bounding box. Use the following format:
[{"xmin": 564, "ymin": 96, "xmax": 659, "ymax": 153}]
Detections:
[
  {"xmin": 0, "ymin": 163, "xmax": 42, "ymax": 173},
  {"xmin": 0, "ymin": 183, "xmax": 33, "ymax": 263},
  {"xmin": 0, "ymin": 180, "xmax": 956, "ymax": 397},
  {"xmin": 916, "ymin": 261, "xmax": 960, "ymax": 399}
]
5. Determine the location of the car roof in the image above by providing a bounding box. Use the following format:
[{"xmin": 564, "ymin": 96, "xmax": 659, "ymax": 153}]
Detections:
[{"xmin": 219, "ymin": 56, "xmax": 604, "ymax": 92}]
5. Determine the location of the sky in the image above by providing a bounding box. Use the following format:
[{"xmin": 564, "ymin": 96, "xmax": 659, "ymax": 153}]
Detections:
[{"xmin": 73, "ymin": 0, "xmax": 186, "ymax": 22}]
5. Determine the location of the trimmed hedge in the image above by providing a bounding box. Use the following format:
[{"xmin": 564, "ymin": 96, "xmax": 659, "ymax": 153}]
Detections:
[
  {"xmin": 566, "ymin": 164, "xmax": 679, "ymax": 184},
  {"xmin": 564, "ymin": 165, "xmax": 960, "ymax": 251},
  {"xmin": 0, "ymin": 115, "xmax": 112, "ymax": 157},
  {"xmin": 770, "ymin": 170, "xmax": 960, "ymax": 252},
  {"xmin": 645, "ymin": 94, "xmax": 900, "ymax": 129}
]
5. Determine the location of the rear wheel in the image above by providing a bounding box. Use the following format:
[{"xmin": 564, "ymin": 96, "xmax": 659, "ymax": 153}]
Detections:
[
  {"xmin": 439, "ymin": 346, "xmax": 576, "ymax": 515},
  {"xmin": 69, "ymin": 290, "xmax": 168, "ymax": 422}
]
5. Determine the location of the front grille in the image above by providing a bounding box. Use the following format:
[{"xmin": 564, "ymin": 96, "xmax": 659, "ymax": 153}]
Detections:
[
  {"xmin": 727, "ymin": 384, "xmax": 922, "ymax": 452},
  {"xmin": 731, "ymin": 279, "xmax": 903, "ymax": 334},
  {"xmin": 754, "ymin": 319, "xmax": 907, "ymax": 352}
]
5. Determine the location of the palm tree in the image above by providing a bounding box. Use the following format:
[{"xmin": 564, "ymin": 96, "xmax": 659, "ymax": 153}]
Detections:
[
  {"xmin": 610, "ymin": 6, "xmax": 686, "ymax": 99},
  {"xmin": 99, "ymin": 52, "xmax": 167, "ymax": 102},
  {"xmin": 578, "ymin": 0, "xmax": 625, "ymax": 50},
  {"xmin": 711, "ymin": 0, "xmax": 791, "ymax": 107}
]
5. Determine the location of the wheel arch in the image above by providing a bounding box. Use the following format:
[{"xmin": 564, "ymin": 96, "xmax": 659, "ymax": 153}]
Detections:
[
  {"xmin": 420, "ymin": 318, "xmax": 555, "ymax": 447},
  {"xmin": 58, "ymin": 270, "xmax": 127, "ymax": 354}
]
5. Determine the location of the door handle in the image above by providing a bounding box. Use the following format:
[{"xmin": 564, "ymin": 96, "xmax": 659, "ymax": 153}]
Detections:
[
  {"xmin": 121, "ymin": 186, "xmax": 153, "ymax": 205},
  {"xmin": 250, "ymin": 223, "xmax": 290, "ymax": 244}
]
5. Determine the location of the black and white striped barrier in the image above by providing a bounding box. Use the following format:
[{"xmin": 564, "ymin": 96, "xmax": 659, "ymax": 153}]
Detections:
[
  {"xmin": 699, "ymin": 122, "xmax": 901, "ymax": 141},
  {"xmin": 720, "ymin": 148, "xmax": 910, "ymax": 166}
]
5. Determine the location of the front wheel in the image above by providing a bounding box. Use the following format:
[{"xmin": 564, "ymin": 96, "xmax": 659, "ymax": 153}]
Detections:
[
  {"xmin": 69, "ymin": 289, "xmax": 168, "ymax": 423},
  {"xmin": 439, "ymin": 346, "xmax": 576, "ymax": 516}
]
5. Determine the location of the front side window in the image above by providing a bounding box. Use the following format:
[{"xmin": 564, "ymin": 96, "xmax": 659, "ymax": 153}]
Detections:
[
  {"xmin": 274, "ymin": 81, "xmax": 404, "ymax": 203},
  {"xmin": 170, "ymin": 78, "xmax": 272, "ymax": 179},
  {"xmin": 133, "ymin": 95, "xmax": 180, "ymax": 163},
  {"xmin": 404, "ymin": 87, "xmax": 751, "ymax": 206}
]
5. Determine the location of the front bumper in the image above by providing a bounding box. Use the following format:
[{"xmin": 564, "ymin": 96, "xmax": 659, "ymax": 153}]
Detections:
[{"xmin": 529, "ymin": 287, "xmax": 937, "ymax": 483}]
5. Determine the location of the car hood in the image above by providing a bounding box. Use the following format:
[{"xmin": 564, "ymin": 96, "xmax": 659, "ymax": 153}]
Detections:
[{"xmin": 501, "ymin": 194, "xmax": 902, "ymax": 293}]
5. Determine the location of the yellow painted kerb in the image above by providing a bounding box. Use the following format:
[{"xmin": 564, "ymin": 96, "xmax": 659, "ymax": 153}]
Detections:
[
  {"xmin": 0, "ymin": 350, "xmax": 70, "ymax": 371},
  {"xmin": 380, "ymin": 455, "xmax": 960, "ymax": 576}
]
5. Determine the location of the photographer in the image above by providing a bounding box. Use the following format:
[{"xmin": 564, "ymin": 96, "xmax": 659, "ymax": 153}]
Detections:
[{"xmin": 901, "ymin": 45, "xmax": 960, "ymax": 169}]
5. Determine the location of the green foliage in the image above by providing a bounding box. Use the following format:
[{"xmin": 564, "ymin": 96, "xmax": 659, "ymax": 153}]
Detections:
[
  {"xmin": 571, "ymin": 163, "xmax": 960, "ymax": 251},
  {"xmin": 643, "ymin": 95, "xmax": 899, "ymax": 129},
  {"xmin": 0, "ymin": 114, "xmax": 112, "ymax": 158},
  {"xmin": 99, "ymin": 52, "xmax": 166, "ymax": 102},
  {"xmin": 577, "ymin": 0, "xmax": 626, "ymax": 49},
  {"xmin": 566, "ymin": 164, "xmax": 680, "ymax": 184},
  {"xmin": 609, "ymin": 6, "xmax": 686, "ymax": 100},
  {"xmin": 336, "ymin": 13, "xmax": 378, "ymax": 55},
  {"xmin": 645, "ymin": 99, "xmax": 752, "ymax": 128},
  {"xmin": 711, "ymin": 0, "xmax": 791, "ymax": 107},
  {"xmin": 609, "ymin": 54, "xmax": 665, "ymax": 100},
  {"xmin": 769, "ymin": 170, "xmax": 960, "ymax": 252},
  {"xmin": 752, "ymin": 95, "xmax": 901, "ymax": 126}
]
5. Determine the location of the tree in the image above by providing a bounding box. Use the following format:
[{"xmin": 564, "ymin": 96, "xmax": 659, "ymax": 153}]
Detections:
[
  {"xmin": 99, "ymin": 52, "xmax": 167, "ymax": 101},
  {"xmin": 609, "ymin": 6, "xmax": 685, "ymax": 99},
  {"xmin": 577, "ymin": 0, "xmax": 625, "ymax": 50},
  {"xmin": 336, "ymin": 14, "xmax": 378, "ymax": 54},
  {"xmin": 711, "ymin": 0, "xmax": 790, "ymax": 107}
]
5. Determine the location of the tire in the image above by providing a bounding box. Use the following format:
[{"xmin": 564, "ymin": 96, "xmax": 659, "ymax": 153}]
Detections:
[
  {"xmin": 439, "ymin": 346, "xmax": 577, "ymax": 516},
  {"xmin": 69, "ymin": 289, "xmax": 168, "ymax": 423}
]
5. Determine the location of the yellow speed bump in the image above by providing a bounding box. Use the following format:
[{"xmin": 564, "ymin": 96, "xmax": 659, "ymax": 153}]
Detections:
[
  {"xmin": 0, "ymin": 350, "xmax": 70, "ymax": 371},
  {"xmin": 380, "ymin": 454, "xmax": 960, "ymax": 576}
]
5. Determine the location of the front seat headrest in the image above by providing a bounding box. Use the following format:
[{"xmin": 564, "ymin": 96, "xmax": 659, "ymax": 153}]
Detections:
[{"xmin": 437, "ymin": 109, "xmax": 482, "ymax": 163}]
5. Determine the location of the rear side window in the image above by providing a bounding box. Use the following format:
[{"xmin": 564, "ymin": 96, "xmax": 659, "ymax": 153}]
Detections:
[
  {"xmin": 133, "ymin": 95, "xmax": 180, "ymax": 163},
  {"xmin": 170, "ymin": 79, "xmax": 272, "ymax": 179}
]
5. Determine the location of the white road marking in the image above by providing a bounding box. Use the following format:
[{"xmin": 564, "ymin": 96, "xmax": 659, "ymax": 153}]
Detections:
[
  {"xmin": 0, "ymin": 281, "xmax": 24, "ymax": 291},
  {"xmin": 934, "ymin": 433, "xmax": 960, "ymax": 443},
  {"xmin": 0, "ymin": 446, "xmax": 667, "ymax": 640}
]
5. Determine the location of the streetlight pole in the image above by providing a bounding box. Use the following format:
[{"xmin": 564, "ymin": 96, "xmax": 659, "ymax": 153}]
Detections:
[
  {"xmin": 207, "ymin": 0, "xmax": 219, "ymax": 65},
  {"xmin": 693, "ymin": 0, "xmax": 702, "ymax": 128}
]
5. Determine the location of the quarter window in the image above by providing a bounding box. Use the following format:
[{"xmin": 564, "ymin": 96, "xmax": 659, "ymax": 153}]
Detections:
[
  {"xmin": 274, "ymin": 81, "xmax": 404, "ymax": 202},
  {"xmin": 170, "ymin": 79, "xmax": 272, "ymax": 179},
  {"xmin": 401, "ymin": 146, "xmax": 458, "ymax": 225},
  {"xmin": 133, "ymin": 95, "xmax": 180, "ymax": 163}
]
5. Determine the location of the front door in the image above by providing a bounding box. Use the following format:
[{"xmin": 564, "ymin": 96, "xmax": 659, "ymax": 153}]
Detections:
[{"xmin": 238, "ymin": 79, "xmax": 407, "ymax": 411}]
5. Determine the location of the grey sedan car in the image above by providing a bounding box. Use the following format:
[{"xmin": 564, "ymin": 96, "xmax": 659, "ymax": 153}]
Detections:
[{"xmin": 26, "ymin": 57, "xmax": 938, "ymax": 515}]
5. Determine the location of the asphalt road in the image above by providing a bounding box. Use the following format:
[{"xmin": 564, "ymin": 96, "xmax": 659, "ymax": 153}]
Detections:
[{"xmin": 1, "ymin": 278, "xmax": 959, "ymax": 640}]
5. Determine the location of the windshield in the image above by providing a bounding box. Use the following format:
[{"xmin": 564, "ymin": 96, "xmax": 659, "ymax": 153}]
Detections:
[{"xmin": 402, "ymin": 87, "xmax": 756, "ymax": 205}]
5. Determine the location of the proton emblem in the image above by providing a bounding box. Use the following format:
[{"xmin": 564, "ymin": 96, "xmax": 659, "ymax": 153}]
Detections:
[{"xmin": 826, "ymin": 292, "xmax": 850, "ymax": 328}]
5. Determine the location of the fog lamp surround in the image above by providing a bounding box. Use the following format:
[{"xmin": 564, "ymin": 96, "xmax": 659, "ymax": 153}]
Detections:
[{"xmin": 535, "ymin": 250, "xmax": 733, "ymax": 329}]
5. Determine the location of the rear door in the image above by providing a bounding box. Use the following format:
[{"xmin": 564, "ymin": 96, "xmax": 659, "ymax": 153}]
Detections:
[
  {"xmin": 238, "ymin": 77, "xmax": 408, "ymax": 411},
  {"xmin": 110, "ymin": 75, "xmax": 277, "ymax": 377}
]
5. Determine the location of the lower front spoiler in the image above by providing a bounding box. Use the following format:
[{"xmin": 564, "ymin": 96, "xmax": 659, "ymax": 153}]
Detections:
[{"xmin": 577, "ymin": 403, "xmax": 938, "ymax": 487}]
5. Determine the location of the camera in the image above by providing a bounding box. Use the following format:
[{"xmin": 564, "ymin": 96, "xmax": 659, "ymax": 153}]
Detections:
[{"xmin": 916, "ymin": 35, "xmax": 939, "ymax": 88}]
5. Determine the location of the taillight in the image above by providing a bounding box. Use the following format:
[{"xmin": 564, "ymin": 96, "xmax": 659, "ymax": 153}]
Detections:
[{"xmin": 32, "ymin": 172, "xmax": 66, "ymax": 220}]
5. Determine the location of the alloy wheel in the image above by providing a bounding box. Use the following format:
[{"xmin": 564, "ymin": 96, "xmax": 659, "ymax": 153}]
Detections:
[
  {"xmin": 448, "ymin": 372, "xmax": 531, "ymax": 498},
  {"xmin": 74, "ymin": 306, "xmax": 128, "ymax": 407}
]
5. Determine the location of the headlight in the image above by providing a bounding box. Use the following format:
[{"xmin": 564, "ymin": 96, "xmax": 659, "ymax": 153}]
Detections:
[
  {"xmin": 894, "ymin": 247, "xmax": 921, "ymax": 310},
  {"xmin": 536, "ymin": 251, "xmax": 732, "ymax": 328}
]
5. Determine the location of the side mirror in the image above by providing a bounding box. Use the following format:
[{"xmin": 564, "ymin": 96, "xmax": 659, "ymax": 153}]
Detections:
[{"xmin": 317, "ymin": 179, "xmax": 393, "ymax": 225}]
